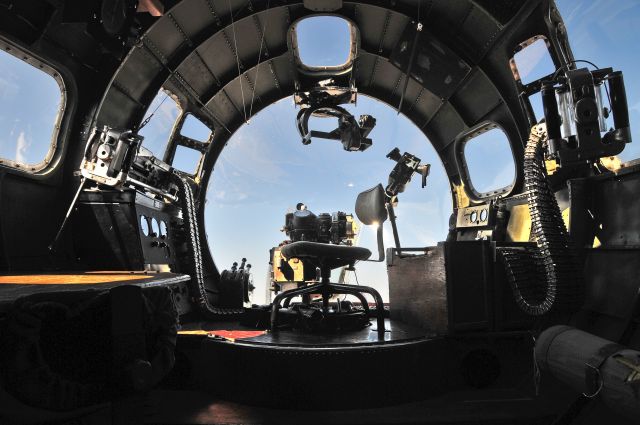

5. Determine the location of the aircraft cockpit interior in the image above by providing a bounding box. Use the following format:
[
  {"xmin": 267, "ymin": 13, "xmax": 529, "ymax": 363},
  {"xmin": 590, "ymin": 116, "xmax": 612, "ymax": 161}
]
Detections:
[{"xmin": 1, "ymin": 1, "xmax": 640, "ymax": 424}]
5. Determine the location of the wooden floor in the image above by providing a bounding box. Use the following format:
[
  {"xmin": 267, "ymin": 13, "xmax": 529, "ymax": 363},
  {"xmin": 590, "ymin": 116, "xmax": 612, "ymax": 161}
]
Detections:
[
  {"xmin": 0, "ymin": 271, "xmax": 190, "ymax": 312},
  {"xmin": 0, "ymin": 271, "xmax": 162, "ymax": 285}
]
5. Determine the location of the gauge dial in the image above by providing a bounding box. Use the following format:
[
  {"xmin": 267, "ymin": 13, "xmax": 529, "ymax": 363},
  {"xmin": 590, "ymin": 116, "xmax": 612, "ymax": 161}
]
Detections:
[
  {"xmin": 151, "ymin": 218, "xmax": 160, "ymax": 237},
  {"xmin": 140, "ymin": 216, "xmax": 149, "ymax": 236},
  {"xmin": 159, "ymin": 220, "xmax": 168, "ymax": 238}
]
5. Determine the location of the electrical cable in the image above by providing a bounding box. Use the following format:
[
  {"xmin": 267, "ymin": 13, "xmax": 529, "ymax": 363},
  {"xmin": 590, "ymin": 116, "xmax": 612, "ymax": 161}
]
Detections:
[
  {"xmin": 247, "ymin": 0, "xmax": 270, "ymax": 121},
  {"xmin": 228, "ymin": 0, "xmax": 248, "ymax": 123},
  {"xmin": 138, "ymin": 93, "xmax": 169, "ymax": 130}
]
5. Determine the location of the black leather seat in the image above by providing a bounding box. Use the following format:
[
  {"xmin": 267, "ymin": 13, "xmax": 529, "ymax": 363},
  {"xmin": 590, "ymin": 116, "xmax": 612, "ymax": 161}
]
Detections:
[
  {"xmin": 270, "ymin": 185, "xmax": 389, "ymax": 337},
  {"xmin": 280, "ymin": 241, "xmax": 371, "ymax": 269}
]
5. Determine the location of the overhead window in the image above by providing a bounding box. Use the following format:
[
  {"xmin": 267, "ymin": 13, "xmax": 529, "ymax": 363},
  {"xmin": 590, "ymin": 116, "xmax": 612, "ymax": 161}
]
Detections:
[
  {"xmin": 180, "ymin": 114, "xmax": 212, "ymax": 142},
  {"xmin": 511, "ymin": 36, "xmax": 556, "ymax": 85},
  {"xmin": 293, "ymin": 16, "xmax": 355, "ymax": 69},
  {"xmin": 173, "ymin": 145, "xmax": 202, "ymax": 176},
  {"xmin": 138, "ymin": 89, "xmax": 181, "ymax": 158},
  {"xmin": 462, "ymin": 124, "xmax": 516, "ymax": 197},
  {"xmin": 0, "ymin": 44, "xmax": 65, "ymax": 172}
]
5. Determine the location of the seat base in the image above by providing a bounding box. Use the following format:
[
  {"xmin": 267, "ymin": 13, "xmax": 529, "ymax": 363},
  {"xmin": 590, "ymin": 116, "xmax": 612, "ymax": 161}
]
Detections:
[{"xmin": 270, "ymin": 280, "xmax": 386, "ymax": 337}]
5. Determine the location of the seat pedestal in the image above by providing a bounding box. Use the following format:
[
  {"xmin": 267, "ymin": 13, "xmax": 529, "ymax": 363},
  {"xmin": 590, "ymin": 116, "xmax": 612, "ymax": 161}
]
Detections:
[{"xmin": 270, "ymin": 272, "xmax": 385, "ymax": 337}]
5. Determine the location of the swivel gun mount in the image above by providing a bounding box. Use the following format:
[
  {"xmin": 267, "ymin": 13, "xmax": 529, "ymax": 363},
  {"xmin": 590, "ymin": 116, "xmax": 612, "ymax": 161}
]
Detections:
[
  {"xmin": 384, "ymin": 147, "xmax": 430, "ymax": 251},
  {"xmin": 541, "ymin": 66, "xmax": 632, "ymax": 167},
  {"xmin": 49, "ymin": 125, "xmax": 177, "ymax": 252},
  {"xmin": 296, "ymin": 104, "xmax": 376, "ymax": 152},
  {"xmin": 385, "ymin": 147, "xmax": 430, "ymax": 198},
  {"xmin": 80, "ymin": 125, "xmax": 178, "ymax": 201}
]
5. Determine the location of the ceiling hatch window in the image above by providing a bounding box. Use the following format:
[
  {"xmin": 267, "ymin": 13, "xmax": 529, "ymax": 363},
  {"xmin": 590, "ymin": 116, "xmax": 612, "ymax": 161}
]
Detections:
[
  {"xmin": 293, "ymin": 16, "xmax": 355, "ymax": 69},
  {"xmin": 0, "ymin": 45, "xmax": 65, "ymax": 172}
]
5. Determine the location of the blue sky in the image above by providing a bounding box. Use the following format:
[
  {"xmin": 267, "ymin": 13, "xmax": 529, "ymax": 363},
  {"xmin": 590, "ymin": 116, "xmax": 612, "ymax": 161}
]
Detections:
[
  {"xmin": 0, "ymin": 2, "xmax": 638, "ymax": 303},
  {"xmin": 552, "ymin": 0, "xmax": 640, "ymax": 162},
  {"xmin": 206, "ymin": 95, "xmax": 453, "ymax": 302},
  {"xmin": 296, "ymin": 16, "xmax": 352, "ymax": 67}
]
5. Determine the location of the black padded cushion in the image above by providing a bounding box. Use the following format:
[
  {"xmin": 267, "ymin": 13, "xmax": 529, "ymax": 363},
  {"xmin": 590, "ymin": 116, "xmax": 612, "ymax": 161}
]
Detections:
[
  {"xmin": 281, "ymin": 242, "xmax": 371, "ymax": 270},
  {"xmin": 355, "ymin": 184, "xmax": 388, "ymax": 225}
]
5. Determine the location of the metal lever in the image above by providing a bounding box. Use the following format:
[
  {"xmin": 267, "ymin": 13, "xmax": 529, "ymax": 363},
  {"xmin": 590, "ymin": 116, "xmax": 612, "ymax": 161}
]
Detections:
[
  {"xmin": 49, "ymin": 177, "xmax": 86, "ymax": 253},
  {"xmin": 419, "ymin": 164, "xmax": 430, "ymax": 188},
  {"xmin": 387, "ymin": 202, "xmax": 401, "ymax": 250}
]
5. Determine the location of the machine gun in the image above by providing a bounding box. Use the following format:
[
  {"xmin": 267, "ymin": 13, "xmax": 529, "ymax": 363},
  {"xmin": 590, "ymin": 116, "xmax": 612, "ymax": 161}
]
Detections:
[
  {"xmin": 541, "ymin": 67, "xmax": 632, "ymax": 166},
  {"xmin": 80, "ymin": 126, "xmax": 177, "ymax": 201},
  {"xmin": 50, "ymin": 125, "xmax": 178, "ymax": 252},
  {"xmin": 385, "ymin": 148, "xmax": 430, "ymax": 197},
  {"xmin": 383, "ymin": 148, "xmax": 430, "ymax": 250}
]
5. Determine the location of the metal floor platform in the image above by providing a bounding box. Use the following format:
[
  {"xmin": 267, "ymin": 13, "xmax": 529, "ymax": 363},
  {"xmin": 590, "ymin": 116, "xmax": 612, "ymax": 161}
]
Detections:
[
  {"xmin": 170, "ymin": 316, "xmax": 539, "ymax": 410},
  {"xmin": 179, "ymin": 317, "xmax": 432, "ymax": 347},
  {"xmin": 172, "ymin": 319, "xmax": 442, "ymax": 409}
]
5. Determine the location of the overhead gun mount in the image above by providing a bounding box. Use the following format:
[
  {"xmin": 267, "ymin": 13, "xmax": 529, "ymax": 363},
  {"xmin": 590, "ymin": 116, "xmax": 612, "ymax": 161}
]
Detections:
[
  {"xmin": 296, "ymin": 104, "xmax": 376, "ymax": 152},
  {"xmin": 294, "ymin": 77, "xmax": 375, "ymax": 152}
]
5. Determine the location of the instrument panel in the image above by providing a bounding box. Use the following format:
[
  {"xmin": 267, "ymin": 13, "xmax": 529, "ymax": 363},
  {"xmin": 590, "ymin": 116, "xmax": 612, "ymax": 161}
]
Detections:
[{"xmin": 456, "ymin": 204, "xmax": 493, "ymax": 228}]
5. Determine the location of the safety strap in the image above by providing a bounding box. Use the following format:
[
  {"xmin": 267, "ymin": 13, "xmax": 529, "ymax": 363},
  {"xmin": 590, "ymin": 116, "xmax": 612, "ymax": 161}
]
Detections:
[{"xmin": 583, "ymin": 342, "xmax": 624, "ymax": 398}]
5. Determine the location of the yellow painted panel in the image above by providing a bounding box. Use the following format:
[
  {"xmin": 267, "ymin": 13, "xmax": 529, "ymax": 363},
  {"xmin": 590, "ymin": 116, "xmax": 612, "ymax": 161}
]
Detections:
[{"xmin": 507, "ymin": 204, "xmax": 531, "ymax": 242}]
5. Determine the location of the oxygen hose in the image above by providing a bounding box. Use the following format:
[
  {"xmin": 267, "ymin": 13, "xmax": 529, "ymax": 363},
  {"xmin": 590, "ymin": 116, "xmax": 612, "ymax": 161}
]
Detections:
[
  {"xmin": 498, "ymin": 124, "xmax": 583, "ymax": 316},
  {"xmin": 172, "ymin": 174, "xmax": 243, "ymax": 317}
]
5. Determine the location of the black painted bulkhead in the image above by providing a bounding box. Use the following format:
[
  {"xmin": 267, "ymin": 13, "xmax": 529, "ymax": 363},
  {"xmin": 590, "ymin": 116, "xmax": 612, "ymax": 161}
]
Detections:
[{"xmin": 0, "ymin": 0, "xmax": 639, "ymax": 423}]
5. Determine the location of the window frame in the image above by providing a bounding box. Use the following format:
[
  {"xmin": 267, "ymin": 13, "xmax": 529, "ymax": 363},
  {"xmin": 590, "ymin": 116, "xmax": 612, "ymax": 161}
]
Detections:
[
  {"xmin": 172, "ymin": 144, "xmax": 205, "ymax": 177},
  {"xmin": 179, "ymin": 112, "xmax": 213, "ymax": 142},
  {"xmin": 0, "ymin": 38, "xmax": 68, "ymax": 175},
  {"xmin": 455, "ymin": 121, "xmax": 517, "ymax": 201},
  {"xmin": 163, "ymin": 111, "xmax": 211, "ymax": 179}
]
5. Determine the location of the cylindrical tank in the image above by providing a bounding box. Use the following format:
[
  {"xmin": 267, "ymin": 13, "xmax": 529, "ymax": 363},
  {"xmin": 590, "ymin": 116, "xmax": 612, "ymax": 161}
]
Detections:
[{"xmin": 535, "ymin": 325, "xmax": 640, "ymax": 420}]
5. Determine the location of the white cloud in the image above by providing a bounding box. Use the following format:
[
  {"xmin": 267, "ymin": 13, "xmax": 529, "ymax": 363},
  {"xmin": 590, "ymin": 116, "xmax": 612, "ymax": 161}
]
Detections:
[
  {"xmin": 216, "ymin": 130, "xmax": 290, "ymax": 186},
  {"xmin": 15, "ymin": 131, "xmax": 30, "ymax": 164},
  {"xmin": 0, "ymin": 76, "xmax": 19, "ymax": 98}
]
